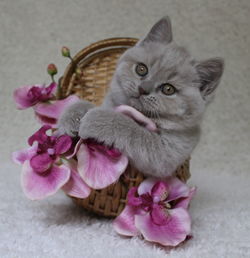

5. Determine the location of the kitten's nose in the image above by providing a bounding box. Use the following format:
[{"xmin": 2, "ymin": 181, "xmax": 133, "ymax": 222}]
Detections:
[
  {"xmin": 138, "ymin": 86, "xmax": 149, "ymax": 95},
  {"xmin": 138, "ymin": 81, "xmax": 153, "ymax": 95}
]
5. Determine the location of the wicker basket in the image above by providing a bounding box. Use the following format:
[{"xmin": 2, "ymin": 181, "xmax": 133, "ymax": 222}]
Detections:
[{"xmin": 58, "ymin": 37, "xmax": 191, "ymax": 218}]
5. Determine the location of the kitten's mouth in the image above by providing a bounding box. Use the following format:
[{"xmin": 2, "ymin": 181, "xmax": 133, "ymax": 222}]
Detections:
[
  {"xmin": 129, "ymin": 97, "xmax": 156, "ymax": 118},
  {"xmin": 129, "ymin": 97, "xmax": 143, "ymax": 112}
]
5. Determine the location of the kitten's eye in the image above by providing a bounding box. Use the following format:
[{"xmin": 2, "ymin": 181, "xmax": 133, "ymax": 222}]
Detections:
[
  {"xmin": 161, "ymin": 83, "xmax": 176, "ymax": 95},
  {"xmin": 135, "ymin": 63, "xmax": 148, "ymax": 77}
]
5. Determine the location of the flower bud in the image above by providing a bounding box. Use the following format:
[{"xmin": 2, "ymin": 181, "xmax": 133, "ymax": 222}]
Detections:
[
  {"xmin": 61, "ymin": 46, "xmax": 71, "ymax": 58},
  {"xmin": 75, "ymin": 67, "xmax": 82, "ymax": 76},
  {"xmin": 47, "ymin": 63, "xmax": 58, "ymax": 76}
]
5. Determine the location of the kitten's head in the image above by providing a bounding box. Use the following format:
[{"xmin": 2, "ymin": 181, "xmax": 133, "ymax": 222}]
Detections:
[{"xmin": 110, "ymin": 16, "xmax": 224, "ymax": 129}]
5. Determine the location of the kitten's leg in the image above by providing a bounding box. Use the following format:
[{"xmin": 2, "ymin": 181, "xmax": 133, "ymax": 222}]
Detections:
[
  {"xmin": 79, "ymin": 108, "xmax": 176, "ymax": 177},
  {"xmin": 57, "ymin": 100, "xmax": 95, "ymax": 136}
]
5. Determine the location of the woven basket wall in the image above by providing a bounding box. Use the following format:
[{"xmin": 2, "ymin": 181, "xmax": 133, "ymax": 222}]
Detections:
[{"xmin": 59, "ymin": 38, "xmax": 191, "ymax": 218}]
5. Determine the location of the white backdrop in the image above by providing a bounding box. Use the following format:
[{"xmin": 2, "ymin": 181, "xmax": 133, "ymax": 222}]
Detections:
[{"xmin": 0, "ymin": 0, "xmax": 250, "ymax": 257}]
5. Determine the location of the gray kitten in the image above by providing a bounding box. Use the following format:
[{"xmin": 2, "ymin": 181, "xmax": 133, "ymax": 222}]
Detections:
[{"xmin": 58, "ymin": 16, "xmax": 224, "ymax": 178}]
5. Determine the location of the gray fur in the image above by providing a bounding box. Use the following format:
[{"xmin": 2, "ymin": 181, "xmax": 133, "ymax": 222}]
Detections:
[
  {"xmin": 196, "ymin": 58, "xmax": 224, "ymax": 104},
  {"xmin": 138, "ymin": 16, "xmax": 173, "ymax": 45},
  {"xmin": 59, "ymin": 16, "xmax": 224, "ymax": 178},
  {"xmin": 57, "ymin": 100, "xmax": 94, "ymax": 137}
]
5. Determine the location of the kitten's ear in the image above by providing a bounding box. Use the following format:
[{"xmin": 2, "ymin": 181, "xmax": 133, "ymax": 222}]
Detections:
[
  {"xmin": 138, "ymin": 16, "xmax": 173, "ymax": 45},
  {"xmin": 196, "ymin": 58, "xmax": 224, "ymax": 103}
]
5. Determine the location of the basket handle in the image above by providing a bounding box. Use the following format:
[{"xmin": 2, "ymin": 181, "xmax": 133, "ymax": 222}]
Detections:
[
  {"xmin": 74, "ymin": 37, "xmax": 138, "ymax": 63},
  {"xmin": 59, "ymin": 37, "xmax": 138, "ymax": 98}
]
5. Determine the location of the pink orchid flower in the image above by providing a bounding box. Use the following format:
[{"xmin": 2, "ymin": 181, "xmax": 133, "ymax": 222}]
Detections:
[
  {"xmin": 69, "ymin": 139, "xmax": 128, "ymax": 189},
  {"xmin": 113, "ymin": 177, "xmax": 196, "ymax": 247},
  {"xmin": 13, "ymin": 83, "xmax": 80, "ymax": 127},
  {"xmin": 13, "ymin": 83, "xmax": 57, "ymax": 109},
  {"xmin": 12, "ymin": 125, "xmax": 90, "ymax": 200},
  {"xmin": 27, "ymin": 125, "xmax": 73, "ymax": 173}
]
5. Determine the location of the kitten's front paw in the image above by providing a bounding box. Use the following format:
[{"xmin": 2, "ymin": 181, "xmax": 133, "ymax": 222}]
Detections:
[
  {"xmin": 79, "ymin": 108, "xmax": 117, "ymax": 145},
  {"xmin": 57, "ymin": 100, "xmax": 94, "ymax": 137}
]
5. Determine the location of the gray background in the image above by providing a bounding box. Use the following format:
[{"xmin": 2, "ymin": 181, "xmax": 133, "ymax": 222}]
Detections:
[{"xmin": 0, "ymin": 0, "xmax": 250, "ymax": 257}]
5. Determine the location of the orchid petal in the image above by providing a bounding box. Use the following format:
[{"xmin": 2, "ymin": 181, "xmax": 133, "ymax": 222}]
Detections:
[
  {"xmin": 113, "ymin": 205, "xmax": 140, "ymax": 236},
  {"xmin": 12, "ymin": 143, "xmax": 38, "ymax": 165},
  {"xmin": 30, "ymin": 153, "xmax": 53, "ymax": 173},
  {"xmin": 54, "ymin": 135, "xmax": 72, "ymax": 155},
  {"xmin": 175, "ymin": 187, "xmax": 197, "ymax": 209},
  {"xmin": 151, "ymin": 181, "xmax": 169, "ymax": 201},
  {"xmin": 35, "ymin": 113, "xmax": 57, "ymax": 127},
  {"xmin": 13, "ymin": 85, "xmax": 37, "ymax": 109},
  {"xmin": 28, "ymin": 125, "xmax": 51, "ymax": 146},
  {"xmin": 135, "ymin": 207, "xmax": 191, "ymax": 246},
  {"xmin": 62, "ymin": 160, "xmax": 91, "ymax": 198},
  {"xmin": 66, "ymin": 139, "xmax": 83, "ymax": 159},
  {"xmin": 34, "ymin": 95, "xmax": 79, "ymax": 120},
  {"xmin": 166, "ymin": 177, "xmax": 190, "ymax": 202},
  {"xmin": 77, "ymin": 143, "xmax": 128, "ymax": 189},
  {"xmin": 21, "ymin": 161, "xmax": 70, "ymax": 200},
  {"xmin": 138, "ymin": 177, "xmax": 190, "ymax": 202},
  {"xmin": 14, "ymin": 83, "xmax": 56, "ymax": 110},
  {"xmin": 137, "ymin": 178, "xmax": 157, "ymax": 195},
  {"xmin": 43, "ymin": 82, "xmax": 57, "ymax": 98},
  {"xmin": 150, "ymin": 205, "xmax": 170, "ymax": 225},
  {"xmin": 127, "ymin": 187, "xmax": 142, "ymax": 206}
]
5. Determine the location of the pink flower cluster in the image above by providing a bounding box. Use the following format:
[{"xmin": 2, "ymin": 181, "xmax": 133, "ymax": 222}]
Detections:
[
  {"xmin": 12, "ymin": 125, "xmax": 89, "ymax": 199},
  {"xmin": 113, "ymin": 178, "xmax": 196, "ymax": 246},
  {"xmin": 12, "ymin": 125, "xmax": 128, "ymax": 200},
  {"xmin": 13, "ymin": 81, "xmax": 196, "ymax": 247},
  {"xmin": 14, "ymin": 83, "xmax": 79, "ymax": 127}
]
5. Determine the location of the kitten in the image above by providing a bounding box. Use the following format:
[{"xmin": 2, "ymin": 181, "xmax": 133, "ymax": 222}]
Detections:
[{"xmin": 58, "ymin": 16, "xmax": 224, "ymax": 178}]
